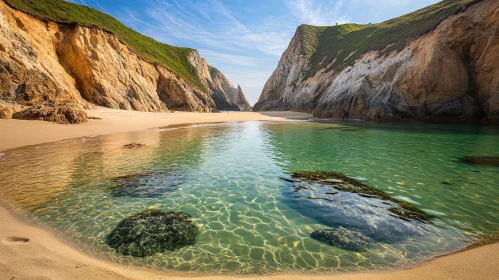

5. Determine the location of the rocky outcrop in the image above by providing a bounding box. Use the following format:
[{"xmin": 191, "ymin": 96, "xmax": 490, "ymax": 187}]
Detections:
[
  {"xmin": 12, "ymin": 104, "xmax": 88, "ymax": 124},
  {"xmin": 189, "ymin": 59, "xmax": 251, "ymax": 111},
  {"xmin": 0, "ymin": 102, "xmax": 14, "ymax": 119},
  {"xmin": 233, "ymin": 85, "xmax": 252, "ymax": 111},
  {"xmin": 106, "ymin": 210, "xmax": 199, "ymax": 257},
  {"xmin": 0, "ymin": 0, "xmax": 250, "ymax": 123},
  {"xmin": 254, "ymin": 0, "xmax": 499, "ymax": 124},
  {"xmin": 282, "ymin": 171, "xmax": 434, "ymax": 242}
]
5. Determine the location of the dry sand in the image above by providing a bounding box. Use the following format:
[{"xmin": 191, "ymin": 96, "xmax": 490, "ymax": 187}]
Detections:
[{"xmin": 0, "ymin": 108, "xmax": 498, "ymax": 280}]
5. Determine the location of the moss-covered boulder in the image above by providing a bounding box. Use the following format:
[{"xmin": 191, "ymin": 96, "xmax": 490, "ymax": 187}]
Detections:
[
  {"xmin": 460, "ymin": 156, "xmax": 499, "ymax": 167},
  {"xmin": 110, "ymin": 170, "xmax": 181, "ymax": 198},
  {"xmin": 292, "ymin": 171, "xmax": 432, "ymax": 222},
  {"xmin": 106, "ymin": 210, "xmax": 198, "ymax": 257},
  {"xmin": 282, "ymin": 171, "xmax": 435, "ymax": 242},
  {"xmin": 311, "ymin": 227, "xmax": 374, "ymax": 252}
]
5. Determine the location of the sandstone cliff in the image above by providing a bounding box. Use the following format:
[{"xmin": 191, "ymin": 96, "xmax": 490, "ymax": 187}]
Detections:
[
  {"xmin": 0, "ymin": 0, "xmax": 249, "ymax": 123},
  {"xmin": 254, "ymin": 0, "xmax": 499, "ymax": 124}
]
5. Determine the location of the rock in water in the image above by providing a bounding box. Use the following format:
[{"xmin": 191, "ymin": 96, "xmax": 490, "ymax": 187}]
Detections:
[
  {"xmin": 460, "ymin": 156, "xmax": 499, "ymax": 167},
  {"xmin": 123, "ymin": 143, "xmax": 146, "ymax": 149},
  {"xmin": 282, "ymin": 171, "xmax": 434, "ymax": 242},
  {"xmin": 292, "ymin": 171, "xmax": 432, "ymax": 222},
  {"xmin": 106, "ymin": 210, "xmax": 198, "ymax": 257},
  {"xmin": 311, "ymin": 227, "xmax": 373, "ymax": 252},
  {"xmin": 110, "ymin": 171, "xmax": 182, "ymax": 198}
]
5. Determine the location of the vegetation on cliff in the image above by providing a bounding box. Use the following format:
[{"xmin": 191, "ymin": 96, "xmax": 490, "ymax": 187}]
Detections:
[
  {"xmin": 299, "ymin": 0, "xmax": 481, "ymax": 78},
  {"xmin": 4, "ymin": 0, "xmax": 206, "ymax": 91}
]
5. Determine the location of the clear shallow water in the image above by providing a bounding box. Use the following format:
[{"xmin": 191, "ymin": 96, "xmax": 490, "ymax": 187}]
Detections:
[{"xmin": 0, "ymin": 121, "xmax": 498, "ymax": 274}]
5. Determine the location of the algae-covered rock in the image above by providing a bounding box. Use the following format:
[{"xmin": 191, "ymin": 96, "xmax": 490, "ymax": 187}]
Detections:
[
  {"xmin": 282, "ymin": 171, "xmax": 434, "ymax": 242},
  {"xmin": 460, "ymin": 156, "xmax": 499, "ymax": 167},
  {"xmin": 311, "ymin": 227, "xmax": 374, "ymax": 252},
  {"xmin": 292, "ymin": 171, "xmax": 432, "ymax": 222},
  {"xmin": 110, "ymin": 171, "xmax": 181, "ymax": 198},
  {"xmin": 106, "ymin": 210, "xmax": 198, "ymax": 257}
]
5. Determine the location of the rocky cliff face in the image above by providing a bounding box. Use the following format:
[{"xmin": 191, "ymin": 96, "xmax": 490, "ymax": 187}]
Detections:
[
  {"xmin": 0, "ymin": 0, "xmax": 249, "ymax": 123},
  {"xmin": 195, "ymin": 65, "xmax": 251, "ymax": 111},
  {"xmin": 254, "ymin": 0, "xmax": 499, "ymax": 124},
  {"xmin": 233, "ymin": 85, "xmax": 252, "ymax": 111}
]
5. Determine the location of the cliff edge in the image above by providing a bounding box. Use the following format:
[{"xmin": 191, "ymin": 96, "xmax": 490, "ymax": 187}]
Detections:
[
  {"xmin": 254, "ymin": 0, "xmax": 499, "ymax": 124},
  {"xmin": 0, "ymin": 0, "xmax": 250, "ymax": 123}
]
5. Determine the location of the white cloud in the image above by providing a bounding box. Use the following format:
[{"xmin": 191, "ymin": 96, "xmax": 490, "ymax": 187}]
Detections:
[
  {"xmin": 287, "ymin": 0, "xmax": 350, "ymax": 26},
  {"xmin": 98, "ymin": 0, "xmax": 356, "ymax": 104}
]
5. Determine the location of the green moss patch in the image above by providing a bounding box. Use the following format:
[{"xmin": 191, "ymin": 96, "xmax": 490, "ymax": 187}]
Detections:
[
  {"xmin": 4, "ymin": 0, "xmax": 206, "ymax": 91},
  {"xmin": 291, "ymin": 171, "xmax": 433, "ymax": 222},
  {"xmin": 106, "ymin": 210, "xmax": 199, "ymax": 257},
  {"xmin": 299, "ymin": 0, "xmax": 481, "ymax": 78}
]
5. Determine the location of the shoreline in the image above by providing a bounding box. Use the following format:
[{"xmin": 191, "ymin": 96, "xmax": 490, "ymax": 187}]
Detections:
[{"xmin": 1, "ymin": 108, "xmax": 498, "ymax": 280}]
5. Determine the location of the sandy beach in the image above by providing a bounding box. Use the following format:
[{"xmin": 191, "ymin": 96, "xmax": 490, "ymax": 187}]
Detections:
[{"xmin": 0, "ymin": 108, "xmax": 498, "ymax": 280}]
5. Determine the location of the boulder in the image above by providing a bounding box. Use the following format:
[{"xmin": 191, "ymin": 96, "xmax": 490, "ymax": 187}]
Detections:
[
  {"xmin": 106, "ymin": 210, "xmax": 199, "ymax": 257},
  {"xmin": 311, "ymin": 227, "xmax": 373, "ymax": 252},
  {"xmin": 110, "ymin": 171, "xmax": 182, "ymax": 198},
  {"xmin": 282, "ymin": 171, "xmax": 434, "ymax": 242},
  {"xmin": 12, "ymin": 105, "xmax": 87, "ymax": 124}
]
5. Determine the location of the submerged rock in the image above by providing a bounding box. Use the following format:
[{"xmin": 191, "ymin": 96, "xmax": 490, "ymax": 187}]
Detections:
[
  {"xmin": 311, "ymin": 227, "xmax": 373, "ymax": 252},
  {"xmin": 320, "ymin": 126, "xmax": 368, "ymax": 132},
  {"xmin": 110, "ymin": 170, "xmax": 181, "ymax": 198},
  {"xmin": 460, "ymin": 156, "xmax": 499, "ymax": 167},
  {"xmin": 106, "ymin": 210, "xmax": 198, "ymax": 257},
  {"xmin": 292, "ymin": 171, "xmax": 432, "ymax": 222},
  {"xmin": 283, "ymin": 171, "xmax": 434, "ymax": 242},
  {"xmin": 123, "ymin": 143, "xmax": 146, "ymax": 148}
]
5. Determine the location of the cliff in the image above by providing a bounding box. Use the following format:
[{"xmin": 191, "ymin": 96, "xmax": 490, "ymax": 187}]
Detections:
[
  {"xmin": 254, "ymin": 0, "xmax": 499, "ymax": 124},
  {"xmin": 0, "ymin": 0, "xmax": 250, "ymax": 123},
  {"xmin": 205, "ymin": 66, "xmax": 251, "ymax": 111},
  {"xmin": 233, "ymin": 85, "xmax": 252, "ymax": 111}
]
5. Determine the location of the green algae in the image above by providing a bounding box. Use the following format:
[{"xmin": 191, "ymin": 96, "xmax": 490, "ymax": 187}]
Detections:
[
  {"xmin": 310, "ymin": 227, "xmax": 374, "ymax": 252},
  {"xmin": 106, "ymin": 210, "xmax": 199, "ymax": 257},
  {"xmin": 291, "ymin": 171, "xmax": 434, "ymax": 222}
]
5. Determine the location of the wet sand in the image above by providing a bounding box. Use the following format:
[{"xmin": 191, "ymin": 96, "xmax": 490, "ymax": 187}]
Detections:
[{"xmin": 0, "ymin": 108, "xmax": 498, "ymax": 280}]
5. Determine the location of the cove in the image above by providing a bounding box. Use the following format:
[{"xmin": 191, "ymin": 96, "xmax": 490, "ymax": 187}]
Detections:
[{"xmin": 0, "ymin": 121, "xmax": 498, "ymax": 275}]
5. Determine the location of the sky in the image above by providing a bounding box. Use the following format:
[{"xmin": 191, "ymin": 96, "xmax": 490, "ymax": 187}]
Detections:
[{"xmin": 68, "ymin": 0, "xmax": 439, "ymax": 105}]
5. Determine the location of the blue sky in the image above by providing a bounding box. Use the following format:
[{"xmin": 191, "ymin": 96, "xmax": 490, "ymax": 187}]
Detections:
[{"xmin": 68, "ymin": 0, "xmax": 439, "ymax": 105}]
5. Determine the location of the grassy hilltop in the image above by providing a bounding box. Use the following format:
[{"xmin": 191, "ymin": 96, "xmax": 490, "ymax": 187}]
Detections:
[
  {"xmin": 4, "ymin": 0, "xmax": 206, "ymax": 91},
  {"xmin": 299, "ymin": 0, "xmax": 482, "ymax": 78}
]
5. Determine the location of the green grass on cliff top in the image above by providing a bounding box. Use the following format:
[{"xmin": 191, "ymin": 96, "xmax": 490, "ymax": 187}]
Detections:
[
  {"xmin": 4, "ymin": 0, "xmax": 206, "ymax": 91},
  {"xmin": 300, "ymin": 0, "xmax": 481, "ymax": 78}
]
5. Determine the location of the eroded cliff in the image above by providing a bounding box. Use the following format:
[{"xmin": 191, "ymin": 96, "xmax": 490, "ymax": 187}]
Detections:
[
  {"xmin": 0, "ymin": 0, "xmax": 249, "ymax": 123},
  {"xmin": 254, "ymin": 0, "xmax": 499, "ymax": 124}
]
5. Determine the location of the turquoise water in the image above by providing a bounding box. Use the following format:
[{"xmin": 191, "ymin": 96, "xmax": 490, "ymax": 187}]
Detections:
[{"xmin": 0, "ymin": 121, "xmax": 498, "ymax": 274}]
